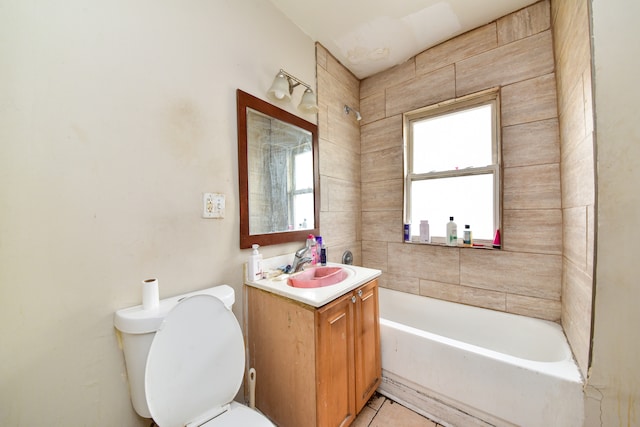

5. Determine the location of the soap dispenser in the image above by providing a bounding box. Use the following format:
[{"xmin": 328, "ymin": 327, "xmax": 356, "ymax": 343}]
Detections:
[{"xmin": 248, "ymin": 244, "xmax": 263, "ymax": 281}]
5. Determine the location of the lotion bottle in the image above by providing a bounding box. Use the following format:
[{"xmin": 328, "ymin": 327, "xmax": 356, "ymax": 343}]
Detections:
[
  {"xmin": 248, "ymin": 244, "xmax": 263, "ymax": 281},
  {"xmin": 419, "ymin": 220, "xmax": 430, "ymax": 243},
  {"xmin": 446, "ymin": 217, "xmax": 458, "ymax": 246}
]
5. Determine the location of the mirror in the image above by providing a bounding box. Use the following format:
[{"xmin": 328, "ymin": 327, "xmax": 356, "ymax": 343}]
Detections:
[{"xmin": 237, "ymin": 89, "xmax": 320, "ymax": 249}]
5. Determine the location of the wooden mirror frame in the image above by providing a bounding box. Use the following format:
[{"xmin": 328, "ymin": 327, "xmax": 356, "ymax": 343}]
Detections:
[{"xmin": 237, "ymin": 89, "xmax": 320, "ymax": 249}]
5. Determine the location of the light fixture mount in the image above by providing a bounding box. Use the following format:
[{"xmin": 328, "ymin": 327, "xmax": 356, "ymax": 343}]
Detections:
[{"xmin": 267, "ymin": 69, "xmax": 318, "ymax": 114}]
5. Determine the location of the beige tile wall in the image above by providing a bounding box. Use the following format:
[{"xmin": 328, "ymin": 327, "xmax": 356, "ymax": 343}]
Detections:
[
  {"xmin": 316, "ymin": 44, "xmax": 363, "ymax": 264},
  {"xmin": 316, "ymin": 1, "xmax": 595, "ymax": 377},
  {"xmin": 359, "ymin": 0, "xmax": 564, "ymax": 322},
  {"xmin": 551, "ymin": 0, "xmax": 595, "ymax": 377}
]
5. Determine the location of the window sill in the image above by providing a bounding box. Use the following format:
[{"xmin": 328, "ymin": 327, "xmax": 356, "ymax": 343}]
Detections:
[{"xmin": 403, "ymin": 239, "xmax": 499, "ymax": 250}]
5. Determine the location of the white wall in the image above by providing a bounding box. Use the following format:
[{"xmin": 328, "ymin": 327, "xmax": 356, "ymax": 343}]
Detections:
[
  {"xmin": 587, "ymin": 0, "xmax": 640, "ymax": 425},
  {"xmin": 0, "ymin": 1, "xmax": 315, "ymax": 425}
]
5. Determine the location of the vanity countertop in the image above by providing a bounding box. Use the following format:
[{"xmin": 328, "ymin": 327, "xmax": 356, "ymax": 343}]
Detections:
[{"xmin": 245, "ymin": 260, "xmax": 381, "ymax": 308}]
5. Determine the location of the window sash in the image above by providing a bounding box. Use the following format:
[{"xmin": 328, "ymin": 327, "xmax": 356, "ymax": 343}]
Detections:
[{"xmin": 405, "ymin": 167, "xmax": 499, "ymax": 240}]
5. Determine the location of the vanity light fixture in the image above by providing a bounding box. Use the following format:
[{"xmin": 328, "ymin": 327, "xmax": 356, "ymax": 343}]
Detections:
[
  {"xmin": 267, "ymin": 69, "xmax": 319, "ymax": 114},
  {"xmin": 344, "ymin": 105, "xmax": 362, "ymax": 121}
]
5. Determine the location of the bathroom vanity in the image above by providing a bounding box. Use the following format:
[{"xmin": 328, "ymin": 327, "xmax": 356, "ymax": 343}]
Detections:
[{"xmin": 244, "ymin": 262, "xmax": 381, "ymax": 427}]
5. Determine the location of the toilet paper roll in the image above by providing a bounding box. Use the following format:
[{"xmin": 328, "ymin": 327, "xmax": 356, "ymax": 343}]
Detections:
[{"xmin": 142, "ymin": 278, "xmax": 159, "ymax": 310}]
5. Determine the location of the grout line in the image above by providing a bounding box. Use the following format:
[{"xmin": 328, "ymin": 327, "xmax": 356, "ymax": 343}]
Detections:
[
  {"xmin": 360, "ymin": 393, "xmax": 446, "ymax": 427},
  {"xmin": 366, "ymin": 396, "xmax": 386, "ymax": 426}
]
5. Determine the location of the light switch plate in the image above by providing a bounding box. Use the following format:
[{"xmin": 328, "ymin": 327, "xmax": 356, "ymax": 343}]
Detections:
[{"xmin": 203, "ymin": 193, "xmax": 225, "ymax": 218}]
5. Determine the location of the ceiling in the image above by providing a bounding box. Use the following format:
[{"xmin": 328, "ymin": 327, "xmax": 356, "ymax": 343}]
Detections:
[{"xmin": 268, "ymin": 0, "xmax": 538, "ymax": 79}]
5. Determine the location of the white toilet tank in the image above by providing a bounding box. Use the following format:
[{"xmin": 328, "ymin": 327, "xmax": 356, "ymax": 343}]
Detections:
[{"xmin": 114, "ymin": 284, "xmax": 236, "ymax": 419}]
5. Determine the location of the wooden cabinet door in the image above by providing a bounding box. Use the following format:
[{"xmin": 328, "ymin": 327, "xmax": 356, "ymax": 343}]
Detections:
[
  {"xmin": 246, "ymin": 287, "xmax": 317, "ymax": 427},
  {"xmin": 354, "ymin": 279, "xmax": 382, "ymax": 412},
  {"xmin": 316, "ymin": 292, "xmax": 356, "ymax": 427}
]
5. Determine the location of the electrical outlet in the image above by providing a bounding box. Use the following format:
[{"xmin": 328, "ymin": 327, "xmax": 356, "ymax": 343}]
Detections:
[{"xmin": 203, "ymin": 193, "xmax": 225, "ymax": 218}]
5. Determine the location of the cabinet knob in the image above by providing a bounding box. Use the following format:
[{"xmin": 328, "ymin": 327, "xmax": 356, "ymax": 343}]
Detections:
[
  {"xmin": 351, "ymin": 296, "xmax": 357, "ymax": 304},
  {"xmin": 357, "ymin": 289, "xmax": 363, "ymax": 298}
]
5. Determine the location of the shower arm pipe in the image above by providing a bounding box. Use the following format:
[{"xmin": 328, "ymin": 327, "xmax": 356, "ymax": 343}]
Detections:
[{"xmin": 344, "ymin": 104, "xmax": 362, "ymax": 121}]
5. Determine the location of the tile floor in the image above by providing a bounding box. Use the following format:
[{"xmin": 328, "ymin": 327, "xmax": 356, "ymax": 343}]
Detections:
[{"xmin": 353, "ymin": 393, "xmax": 444, "ymax": 427}]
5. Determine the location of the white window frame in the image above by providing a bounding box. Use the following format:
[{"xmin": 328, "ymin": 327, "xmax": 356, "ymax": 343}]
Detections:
[{"xmin": 403, "ymin": 88, "xmax": 501, "ymax": 244}]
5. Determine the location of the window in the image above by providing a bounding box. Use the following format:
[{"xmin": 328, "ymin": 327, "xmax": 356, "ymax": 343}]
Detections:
[{"xmin": 404, "ymin": 89, "xmax": 500, "ymax": 244}]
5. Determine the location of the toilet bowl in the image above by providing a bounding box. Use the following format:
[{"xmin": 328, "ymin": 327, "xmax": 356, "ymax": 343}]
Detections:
[{"xmin": 114, "ymin": 285, "xmax": 273, "ymax": 427}]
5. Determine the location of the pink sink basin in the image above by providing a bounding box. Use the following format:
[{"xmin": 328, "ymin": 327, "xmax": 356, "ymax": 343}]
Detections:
[{"xmin": 287, "ymin": 266, "xmax": 348, "ymax": 288}]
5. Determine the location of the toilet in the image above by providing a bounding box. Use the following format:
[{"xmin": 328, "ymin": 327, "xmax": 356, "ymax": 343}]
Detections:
[{"xmin": 114, "ymin": 285, "xmax": 274, "ymax": 427}]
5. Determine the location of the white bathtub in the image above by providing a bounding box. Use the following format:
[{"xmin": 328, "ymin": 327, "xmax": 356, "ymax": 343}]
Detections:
[{"xmin": 377, "ymin": 287, "xmax": 584, "ymax": 427}]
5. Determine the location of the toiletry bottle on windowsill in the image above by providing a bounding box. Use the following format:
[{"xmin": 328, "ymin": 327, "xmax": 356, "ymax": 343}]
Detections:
[
  {"xmin": 463, "ymin": 224, "xmax": 472, "ymax": 247},
  {"xmin": 419, "ymin": 220, "xmax": 430, "ymax": 243},
  {"xmin": 446, "ymin": 217, "xmax": 457, "ymax": 246}
]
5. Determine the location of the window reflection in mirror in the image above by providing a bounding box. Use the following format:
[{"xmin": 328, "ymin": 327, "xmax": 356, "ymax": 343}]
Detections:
[
  {"xmin": 247, "ymin": 108, "xmax": 315, "ymax": 234},
  {"xmin": 237, "ymin": 89, "xmax": 319, "ymax": 249}
]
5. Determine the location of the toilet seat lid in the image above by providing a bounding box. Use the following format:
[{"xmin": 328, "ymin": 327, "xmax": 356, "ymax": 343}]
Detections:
[{"xmin": 145, "ymin": 294, "xmax": 245, "ymax": 427}]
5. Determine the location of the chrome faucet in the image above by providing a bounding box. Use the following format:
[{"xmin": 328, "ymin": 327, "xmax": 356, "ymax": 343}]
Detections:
[
  {"xmin": 292, "ymin": 257, "xmax": 312, "ymax": 273},
  {"xmin": 291, "ymin": 246, "xmax": 312, "ymax": 273}
]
